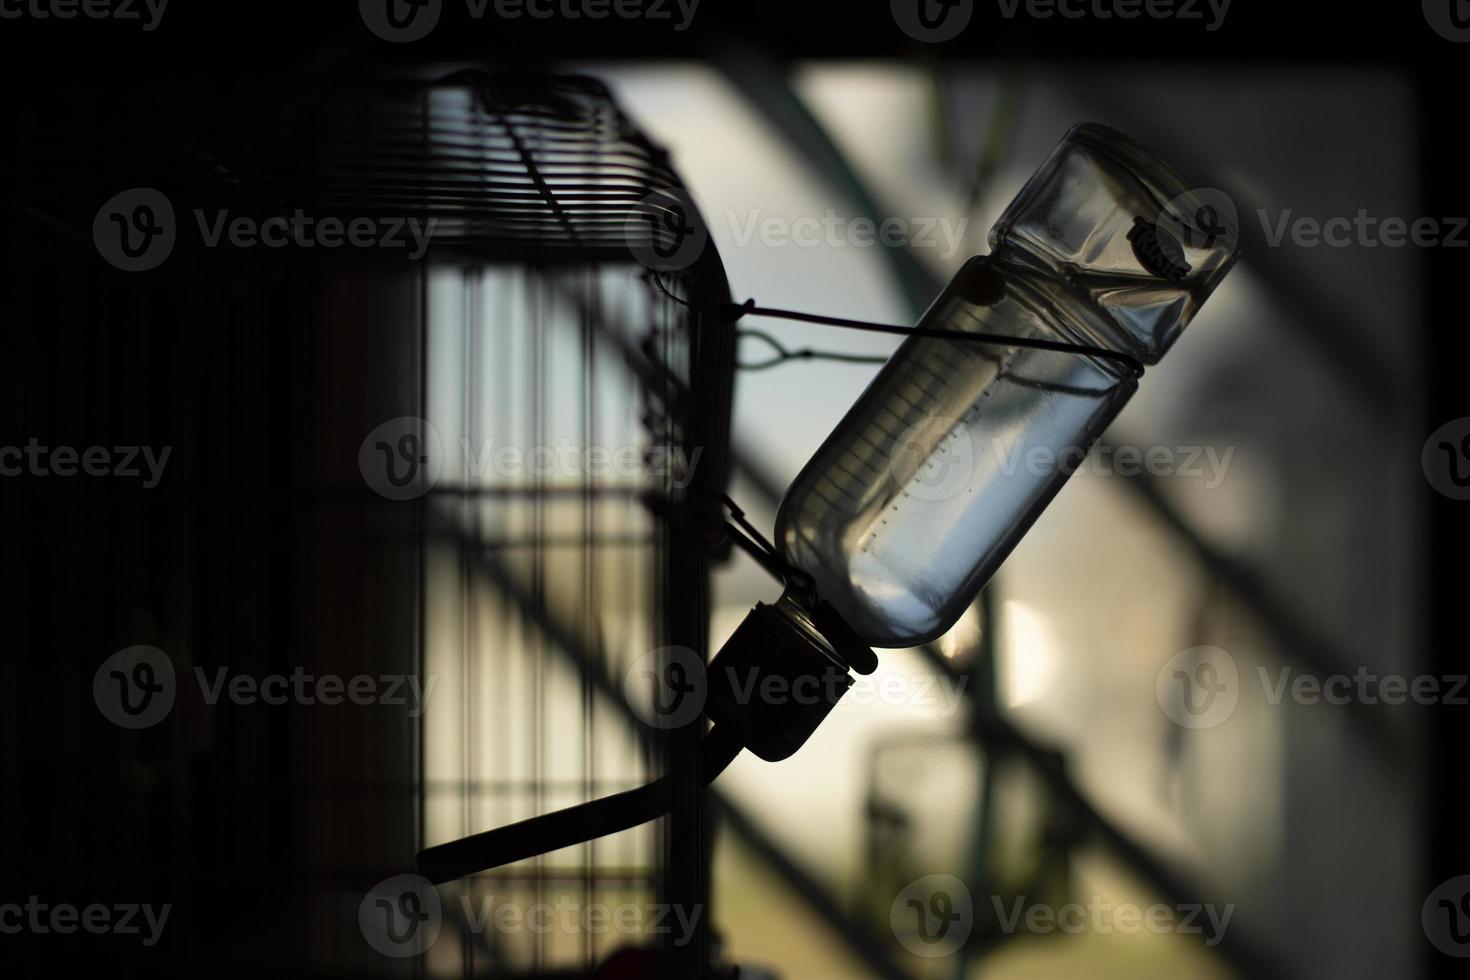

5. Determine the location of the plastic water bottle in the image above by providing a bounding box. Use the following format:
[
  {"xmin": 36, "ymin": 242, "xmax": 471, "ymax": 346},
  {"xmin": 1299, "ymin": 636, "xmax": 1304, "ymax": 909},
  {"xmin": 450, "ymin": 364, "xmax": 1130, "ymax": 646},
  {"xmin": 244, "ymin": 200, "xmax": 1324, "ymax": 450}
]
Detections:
[{"xmin": 774, "ymin": 124, "xmax": 1239, "ymax": 647}]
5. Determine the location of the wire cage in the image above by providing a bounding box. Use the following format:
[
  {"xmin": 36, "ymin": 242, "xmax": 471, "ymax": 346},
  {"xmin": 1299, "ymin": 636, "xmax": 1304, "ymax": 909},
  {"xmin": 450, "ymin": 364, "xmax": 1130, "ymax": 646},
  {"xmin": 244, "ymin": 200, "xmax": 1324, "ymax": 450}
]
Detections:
[
  {"xmin": 414, "ymin": 258, "xmax": 733, "ymax": 977},
  {"xmin": 3, "ymin": 69, "xmax": 735, "ymax": 978},
  {"xmin": 350, "ymin": 72, "xmax": 738, "ymax": 978}
]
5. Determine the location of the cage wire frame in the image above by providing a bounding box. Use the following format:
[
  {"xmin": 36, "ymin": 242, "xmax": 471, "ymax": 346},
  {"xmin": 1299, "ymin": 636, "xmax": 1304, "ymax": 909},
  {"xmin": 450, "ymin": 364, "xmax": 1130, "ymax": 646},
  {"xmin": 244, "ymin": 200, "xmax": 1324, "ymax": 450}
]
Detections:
[
  {"xmin": 1, "ymin": 68, "xmax": 736, "ymax": 978},
  {"xmin": 371, "ymin": 74, "xmax": 739, "ymax": 977},
  {"xmin": 417, "ymin": 255, "xmax": 734, "ymax": 977}
]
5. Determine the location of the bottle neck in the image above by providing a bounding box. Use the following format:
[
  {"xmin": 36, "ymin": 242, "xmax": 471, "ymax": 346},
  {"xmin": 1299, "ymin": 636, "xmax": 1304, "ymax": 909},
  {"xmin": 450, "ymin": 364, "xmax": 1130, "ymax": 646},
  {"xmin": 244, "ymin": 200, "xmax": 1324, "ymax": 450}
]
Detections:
[{"xmin": 772, "ymin": 592, "xmax": 848, "ymax": 671}]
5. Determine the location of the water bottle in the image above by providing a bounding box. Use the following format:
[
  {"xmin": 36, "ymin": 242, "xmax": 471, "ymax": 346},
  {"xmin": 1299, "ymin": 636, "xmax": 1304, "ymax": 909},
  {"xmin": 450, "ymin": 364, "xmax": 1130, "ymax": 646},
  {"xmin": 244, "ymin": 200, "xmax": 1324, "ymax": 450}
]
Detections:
[{"xmin": 773, "ymin": 123, "xmax": 1239, "ymax": 648}]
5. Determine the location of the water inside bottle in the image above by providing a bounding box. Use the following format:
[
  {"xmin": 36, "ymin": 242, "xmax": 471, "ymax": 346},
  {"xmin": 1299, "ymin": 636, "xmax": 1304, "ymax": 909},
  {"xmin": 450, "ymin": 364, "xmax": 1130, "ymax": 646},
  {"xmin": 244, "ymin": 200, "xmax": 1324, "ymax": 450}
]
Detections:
[{"xmin": 778, "ymin": 277, "xmax": 1133, "ymax": 646}]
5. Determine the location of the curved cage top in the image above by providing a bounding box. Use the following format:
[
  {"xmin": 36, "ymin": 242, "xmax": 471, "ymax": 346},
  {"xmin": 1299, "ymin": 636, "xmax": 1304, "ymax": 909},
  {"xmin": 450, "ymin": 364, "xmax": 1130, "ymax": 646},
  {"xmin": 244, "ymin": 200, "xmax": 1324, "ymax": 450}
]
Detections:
[{"xmin": 2, "ymin": 72, "xmax": 702, "ymax": 264}]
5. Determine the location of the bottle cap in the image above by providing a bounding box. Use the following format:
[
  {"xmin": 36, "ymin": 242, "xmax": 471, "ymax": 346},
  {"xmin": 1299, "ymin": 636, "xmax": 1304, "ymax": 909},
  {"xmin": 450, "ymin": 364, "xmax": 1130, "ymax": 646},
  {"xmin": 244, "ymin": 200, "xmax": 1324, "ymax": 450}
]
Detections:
[{"xmin": 705, "ymin": 601, "xmax": 855, "ymax": 762}]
